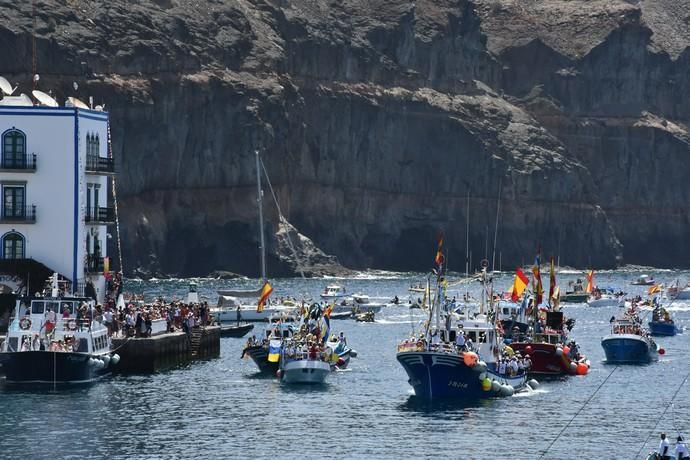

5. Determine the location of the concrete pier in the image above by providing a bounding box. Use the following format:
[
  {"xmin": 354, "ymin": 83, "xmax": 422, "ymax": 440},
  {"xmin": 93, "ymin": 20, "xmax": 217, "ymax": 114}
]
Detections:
[{"xmin": 111, "ymin": 326, "xmax": 220, "ymax": 374}]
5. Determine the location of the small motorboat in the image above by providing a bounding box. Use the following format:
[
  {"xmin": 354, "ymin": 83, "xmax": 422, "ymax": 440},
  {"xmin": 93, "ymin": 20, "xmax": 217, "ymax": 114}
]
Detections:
[
  {"xmin": 631, "ymin": 275, "xmax": 655, "ymax": 286},
  {"xmin": 320, "ymin": 284, "xmax": 348, "ymax": 300},
  {"xmin": 648, "ymin": 305, "xmax": 681, "ymax": 336},
  {"xmin": 219, "ymin": 323, "xmax": 254, "ymax": 338},
  {"xmin": 330, "ymin": 311, "xmax": 353, "ymax": 320},
  {"xmin": 587, "ymin": 288, "xmax": 625, "ymax": 308},
  {"xmin": 279, "ymin": 339, "xmax": 331, "ymax": 384},
  {"xmin": 355, "ymin": 311, "xmax": 375, "ymax": 322}
]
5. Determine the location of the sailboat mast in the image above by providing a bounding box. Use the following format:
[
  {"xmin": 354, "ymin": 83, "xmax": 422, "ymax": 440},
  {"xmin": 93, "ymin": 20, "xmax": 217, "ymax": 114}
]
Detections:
[
  {"xmin": 491, "ymin": 179, "xmax": 501, "ymax": 273},
  {"xmin": 255, "ymin": 150, "xmax": 267, "ymax": 281},
  {"xmin": 465, "ymin": 190, "xmax": 470, "ymax": 281}
]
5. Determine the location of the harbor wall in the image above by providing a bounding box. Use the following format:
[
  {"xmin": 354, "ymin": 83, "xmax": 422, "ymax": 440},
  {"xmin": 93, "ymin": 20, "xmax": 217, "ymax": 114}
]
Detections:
[{"xmin": 111, "ymin": 326, "xmax": 220, "ymax": 374}]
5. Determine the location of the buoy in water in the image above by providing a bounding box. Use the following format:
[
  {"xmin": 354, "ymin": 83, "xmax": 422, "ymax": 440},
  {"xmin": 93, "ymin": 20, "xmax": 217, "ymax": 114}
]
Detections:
[
  {"xmin": 491, "ymin": 380, "xmax": 501, "ymax": 392},
  {"xmin": 528, "ymin": 379, "xmax": 539, "ymax": 389},
  {"xmin": 463, "ymin": 352, "xmax": 479, "ymax": 367},
  {"xmin": 659, "ymin": 348, "xmax": 666, "ymax": 355},
  {"xmin": 500, "ymin": 385, "xmax": 514, "ymax": 397},
  {"xmin": 111, "ymin": 354, "xmax": 121, "ymax": 365},
  {"xmin": 481, "ymin": 378, "xmax": 492, "ymax": 391},
  {"xmin": 576, "ymin": 362, "xmax": 588, "ymax": 375}
]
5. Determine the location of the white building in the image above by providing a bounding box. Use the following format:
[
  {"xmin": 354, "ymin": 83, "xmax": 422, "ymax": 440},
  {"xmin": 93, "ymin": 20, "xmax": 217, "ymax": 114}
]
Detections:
[{"xmin": 0, "ymin": 99, "xmax": 115, "ymax": 303}]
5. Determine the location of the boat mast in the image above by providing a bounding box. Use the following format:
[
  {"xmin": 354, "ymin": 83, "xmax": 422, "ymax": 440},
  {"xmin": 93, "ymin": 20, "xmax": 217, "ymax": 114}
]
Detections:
[
  {"xmin": 255, "ymin": 150, "xmax": 267, "ymax": 282},
  {"xmin": 465, "ymin": 190, "xmax": 470, "ymax": 298},
  {"xmin": 491, "ymin": 179, "xmax": 501, "ymax": 273}
]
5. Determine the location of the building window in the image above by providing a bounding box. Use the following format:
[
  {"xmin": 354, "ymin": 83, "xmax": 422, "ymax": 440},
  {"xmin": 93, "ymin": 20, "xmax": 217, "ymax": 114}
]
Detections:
[
  {"xmin": 2, "ymin": 129, "xmax": 26, "ymax": 169},
  {"xmin": 2, "ymin": 232, "xmax": 24, "ymax": 259},
  {"xmin": 3, "ymin": 186, "xmax": 25, "ymax": 218}
]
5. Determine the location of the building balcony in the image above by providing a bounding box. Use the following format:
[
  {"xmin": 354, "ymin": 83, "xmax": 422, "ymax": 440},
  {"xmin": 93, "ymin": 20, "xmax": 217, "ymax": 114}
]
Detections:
[
  {"xmin": 85, "ymin": 255, "xmax": 105, "ymax": 274},
  {"xmin": 85, "ymin": 206, "xmax": 115, "ymax": 225},
  {"xmin": 0, "ymin": 205, "xmax": 36, "ymax": 223},
  {"xmin": 85, "ymin": 156, "xmax": 115, "ymax": 175},
  {"xmin": 0, "ymin": 154, "xmax": 37, "ymax": 172}
]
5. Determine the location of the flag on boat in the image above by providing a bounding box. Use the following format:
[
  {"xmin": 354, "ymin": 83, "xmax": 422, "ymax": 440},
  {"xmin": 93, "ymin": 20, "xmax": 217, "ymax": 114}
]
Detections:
[
  {"xmin": 585, "ymin": 270, "xmax": 594, "ymax": 294},
  {"xmin": 510, "ymin": 267, "xmax": 530, "ymax": 302},
  {"xmin": 322, "ymin": 315, "xmax": 331, "ymax": 344},
  {"xmin": 648, "ymin": 284, "xmax": 662, "ymax": 295},
  {"xmin": 532, "ymin": 254, "xmax": 543, "ymax": 305},
  {"xmin": 434, "ymin": 233, "xmax": 444, "ymax": 267},
  {"xmin": 548, "ymin": 257, "xmax": 556, "ymax": 304},
  {"xmin": 324, "ymin": 302, "xmax": 334, "ymax": 319},
  {"xmin": 551, "ymin": 286, "xmax": 561, "ymax": 310},
  {"xmin": 519, "ymin": 290, "xmax": 530, "ymax": 312},
  {"xmin": 256, "ymin": 280, "xmax": 273, "ymax": 313},
  {"xmin": 267, "ymin": 339, "xmax": 281, "ymax": 362}
]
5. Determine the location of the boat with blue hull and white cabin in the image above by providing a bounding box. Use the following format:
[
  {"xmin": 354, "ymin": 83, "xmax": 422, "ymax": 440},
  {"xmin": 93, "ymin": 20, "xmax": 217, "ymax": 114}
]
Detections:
[
  {"xmin": 648, "ymin": 305, "xmax": 681, "ymax": 337},
  {"xmin": 602, "ymin": 311, "xmax": 658, "ymax": 364},
  {"xmin": 396, "ymin": 261, "xmax": 534, "ymax": 401}
]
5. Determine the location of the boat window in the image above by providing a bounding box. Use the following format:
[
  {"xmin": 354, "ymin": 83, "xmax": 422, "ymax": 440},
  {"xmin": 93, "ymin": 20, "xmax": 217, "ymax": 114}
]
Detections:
[
  {"xmin": 467, "ymin": 331, "xmax": 477, "ymax": 341},
  {"xmin": 61, "ymin": 302, "xmax": 73, "ymax": 315},
  {"xmin": 77, "ymin": 338, "xmax": 88, "ymax": 352},
  {"xmin": 31, "ymin": 301, "xmax": 44, "ymax": 314},
  {"xmin": 45, "ymin": 301, "xmax": 59, "ymax": 314},
  {"xmin": 502, "ymin": 308, "xmax": 509, "ymax": 315}
]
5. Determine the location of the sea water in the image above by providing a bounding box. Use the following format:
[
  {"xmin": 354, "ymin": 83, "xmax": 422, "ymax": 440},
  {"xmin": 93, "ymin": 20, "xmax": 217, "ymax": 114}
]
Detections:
[{"xmin": 1, "ymin": 270, "xmax": 689, "ymax": 459}]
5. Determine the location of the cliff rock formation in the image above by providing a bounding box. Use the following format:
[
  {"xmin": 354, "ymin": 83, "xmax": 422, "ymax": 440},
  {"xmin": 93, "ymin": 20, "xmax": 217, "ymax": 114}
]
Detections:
[{"xmin": 0, "ymin": 0, "xmax": 688, "ymax": 276}]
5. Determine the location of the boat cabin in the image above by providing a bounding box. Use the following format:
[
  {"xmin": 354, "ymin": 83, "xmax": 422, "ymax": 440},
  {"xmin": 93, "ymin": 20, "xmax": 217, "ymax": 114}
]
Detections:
[
  {"xmin": 2, "ymin": 296, "xmax": 110, "ymax": 355},
  {"xmin": 321, "ymin": 285, "xmax": 347, "ymax": 298}
]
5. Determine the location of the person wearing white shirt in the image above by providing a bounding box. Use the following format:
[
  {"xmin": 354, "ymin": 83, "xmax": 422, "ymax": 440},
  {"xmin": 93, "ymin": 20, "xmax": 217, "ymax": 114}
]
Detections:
[
  {"xmin": 659, "ymin": 433, "xmax": 671, "ymax": 460},
  {"xmin": 676, "ymin": 436, "xmax": 690, "ymax": 460},
  {"xmin": 456, "ymin": 331, "xmax": 466, "ymax": 350}
]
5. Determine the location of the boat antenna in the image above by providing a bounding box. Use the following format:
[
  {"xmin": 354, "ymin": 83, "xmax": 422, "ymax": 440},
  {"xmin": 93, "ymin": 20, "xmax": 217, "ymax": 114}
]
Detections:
[
  {"xmin": 259, "ymin": 156, "xmax": 305, "ymax": 279},
  {"xmin": 491, "ymin": 178, "xmax": 501, "ymax": 273},
  {"xmin": 32, "ymin": 0, "xmax": 37, "ymax": 89},
  {"xmin": 255, "ymin": 150, "xmax": 267, "ymax": 282}
]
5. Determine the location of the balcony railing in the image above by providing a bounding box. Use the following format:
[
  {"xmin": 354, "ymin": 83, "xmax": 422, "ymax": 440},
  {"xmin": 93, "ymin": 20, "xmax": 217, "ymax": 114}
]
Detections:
[
  {"xmin": 85, "ymin": 255, "xmax": 105, "ymax": 274},
  {"xmin": 1, "ymin": 154, "xmax": 37, "ymax": 171},
  {"xmin": 85, "ymin": 206, "xmax": 115, "ymax": 224},
  {"xmin": 85, "ymin": 156, "xmax": 115, "ymax": 175},
  {"xmin": 0, "ymin": 205, "xmax": 36, "ymax": 223}
]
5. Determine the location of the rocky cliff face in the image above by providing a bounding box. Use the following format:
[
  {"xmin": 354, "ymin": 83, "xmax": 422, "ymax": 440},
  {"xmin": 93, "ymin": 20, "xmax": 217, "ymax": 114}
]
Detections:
[{"xmin": 0, "ymin": 0, "xmax": 687, "ymax": 276}]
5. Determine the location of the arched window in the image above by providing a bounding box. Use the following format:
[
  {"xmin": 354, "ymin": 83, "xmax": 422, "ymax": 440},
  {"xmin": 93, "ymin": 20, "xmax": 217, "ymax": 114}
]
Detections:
[
  {"xmin": 2, "ymin": 129, "xmax": 26, "ymax": 168},
  {"xmin": 2, "ymin": 232, "xmax": 24, "ymax": 259},
  {"xmin": 94, "ymin": 134, "xmax": 100, "ymax": 157},
  {"xmin": 86, "ymin": 133, "xmax": 92, "ymax": 157}
]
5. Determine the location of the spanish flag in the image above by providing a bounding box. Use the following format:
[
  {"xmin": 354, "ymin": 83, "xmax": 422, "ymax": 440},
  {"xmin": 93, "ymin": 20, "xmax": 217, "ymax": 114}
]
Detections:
[
  {"xmin": 510, "ymin": 267, "xmax": 530, "ymax": 302},
  {"xmin": 648, "ymin": 284, "xmax": 662, "ymax": 295},
  {"xmin": 585, "ymin": 270, "xmax": 594, "ymax": 294},
  {"xmin": 434, "ymin": 233, "xmax": 444, "ymax": 267},
  {"xmin": 257, "ymin": 280, "xmax": 273, "ymax": 313}
]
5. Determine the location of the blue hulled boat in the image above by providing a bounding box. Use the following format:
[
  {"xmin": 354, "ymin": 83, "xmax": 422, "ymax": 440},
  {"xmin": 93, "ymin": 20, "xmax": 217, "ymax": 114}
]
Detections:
[
  {"xmin": 648, "ymin": 306, "xmax": 681, "ymax": 336},
  {"xmin": 396, "ymin": 266, "xmax": 533, "ymax": 400},
  {"xmin": 602, "ymin": 312, "xmax": 658, "ymax": 364}
]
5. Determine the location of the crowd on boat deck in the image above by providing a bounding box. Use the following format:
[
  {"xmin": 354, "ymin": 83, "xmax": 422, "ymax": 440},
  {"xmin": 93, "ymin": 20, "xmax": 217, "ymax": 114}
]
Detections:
[{"xmin": 657, "ymin": 433, "xmax": 690, "ymax": 460}]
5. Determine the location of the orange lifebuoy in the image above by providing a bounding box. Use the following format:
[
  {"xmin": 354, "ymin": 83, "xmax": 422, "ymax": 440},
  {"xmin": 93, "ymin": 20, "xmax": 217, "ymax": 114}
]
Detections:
[{"xmin": 19, "ymin": 317, "xmax": 31, "ymax": 330}]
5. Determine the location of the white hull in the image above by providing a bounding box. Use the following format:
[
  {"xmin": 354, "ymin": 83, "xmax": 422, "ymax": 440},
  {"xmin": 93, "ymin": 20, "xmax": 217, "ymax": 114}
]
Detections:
[
  {"xmin": 212, "ymin": 305, "xmax": 296, "ymax": 322},
  {"xmin": 281, "ymin": 359, "xmax": 330, "ymax": 384},
  {"xmin": 587, "ymin": 296, "xmax": 624, "ymax": 308}
]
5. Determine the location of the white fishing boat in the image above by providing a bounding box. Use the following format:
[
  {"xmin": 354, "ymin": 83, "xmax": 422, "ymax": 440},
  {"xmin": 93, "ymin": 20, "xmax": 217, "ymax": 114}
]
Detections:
[
  {"xmin": 320, "ymin": 284, "xmax": 348, "ymax": 300},
  {"xmin": 587, "ymin": 289, "xmax": 625, "ymax": 308},
  {"xmin": 631, "ymin": 274, "xmax": 655, "ymax": 286},
  {"xmin": 280, "ymin": 356, "xmax": 331, "ymax": 384}
]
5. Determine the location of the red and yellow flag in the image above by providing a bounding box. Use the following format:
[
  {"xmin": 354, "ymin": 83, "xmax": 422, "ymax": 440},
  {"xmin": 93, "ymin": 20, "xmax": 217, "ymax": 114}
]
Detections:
[
  {"xmin": 648, "ymin": 284, "xmax": 662, "ymax": 295},
  {"xmin": 434, "ymin": 234, "xmax": 444, "ymax": 267},
  {"xmin": 510, "ymin": 267, "xmax": 530, "ymax": 302},
  {"xmin": 585, "ymin": 270, "xmax": 594, "ymax": 294},
  {"xmin": 324, "ymin": 302, "xmax": 334, "ymax": 318},
  {"xmin": 532, "ymin": 254, "xmax": 543, "ymax": 305},
  {"xmin": 257, "ymin": 281, "xmax": 273, "ymax": 313}
]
